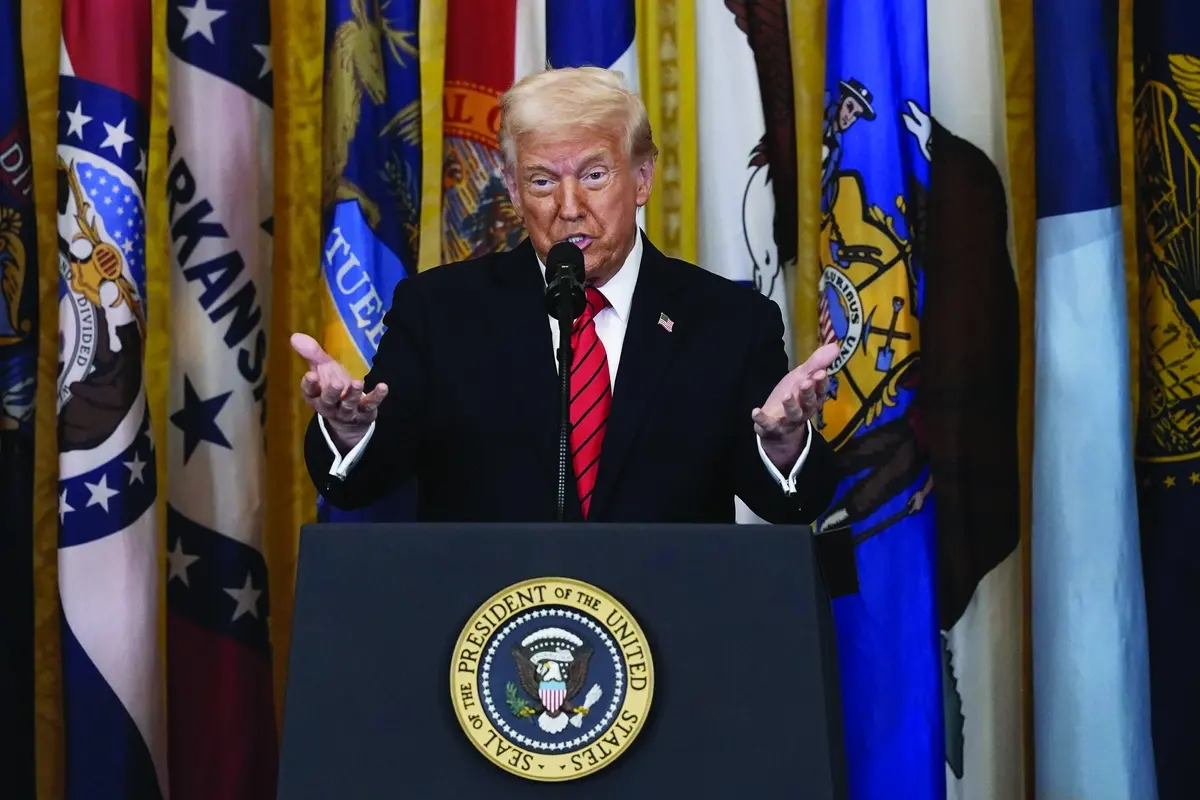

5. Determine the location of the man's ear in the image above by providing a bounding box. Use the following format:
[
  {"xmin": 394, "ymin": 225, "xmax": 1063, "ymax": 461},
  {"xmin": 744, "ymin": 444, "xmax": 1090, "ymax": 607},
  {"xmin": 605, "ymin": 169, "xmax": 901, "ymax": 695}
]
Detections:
[{"xmin": 634, "ymin": 157, "xmax": 655, "ymax": 208}]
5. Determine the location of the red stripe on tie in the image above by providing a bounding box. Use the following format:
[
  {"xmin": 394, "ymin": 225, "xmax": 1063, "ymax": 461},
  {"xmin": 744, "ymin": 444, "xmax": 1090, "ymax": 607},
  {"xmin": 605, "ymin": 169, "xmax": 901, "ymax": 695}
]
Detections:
[{"xmin": 570, "ymin": 288, "xmax": 611, "ymax": 517}]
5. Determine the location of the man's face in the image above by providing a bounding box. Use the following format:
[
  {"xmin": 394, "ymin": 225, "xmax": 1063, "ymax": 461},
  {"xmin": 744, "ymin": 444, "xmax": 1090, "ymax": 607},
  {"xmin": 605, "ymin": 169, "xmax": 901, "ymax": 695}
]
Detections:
[
  {"xmin": 505, "ymin": 126, "xmax": 653, "ymax": 286},
  {"xmin": 838, "ymin": 96, "xmax": 864, "ymax": 131}
]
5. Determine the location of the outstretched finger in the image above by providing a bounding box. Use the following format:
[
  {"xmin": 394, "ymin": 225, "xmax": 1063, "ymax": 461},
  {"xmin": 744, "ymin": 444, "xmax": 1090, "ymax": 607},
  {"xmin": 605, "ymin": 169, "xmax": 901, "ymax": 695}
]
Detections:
[
  {"xmin": 359, "ymin": 382, "xmax": 390, "ymax": 412},
  {"xmin": 783, "ymin": 393, "xmax": 806, "ymax": 423},
  {"xmin": 319, "ymin": 381, "xmax": 344, "ymax": 410},
  {"xmin": 339, "ymin": 382, "xmax": 365, "ymax": 415},
  {"xmin": 299, "ymin": 372, "xmax": 321, "ymax": 398},
  {"xmin": 291, "ymin": 332, "xmax": 334, "ymax": 368},
  {"xmin": 751, "ymin": 407, "xmax": 780, "ymax": 435}
]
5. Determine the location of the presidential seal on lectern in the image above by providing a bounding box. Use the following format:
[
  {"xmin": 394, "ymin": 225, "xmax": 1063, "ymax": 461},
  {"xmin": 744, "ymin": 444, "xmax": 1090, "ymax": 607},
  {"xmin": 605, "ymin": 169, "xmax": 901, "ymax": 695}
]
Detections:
[{"xmin": 450, "ymin": 577, "xmax": 654, "ymax": 781}]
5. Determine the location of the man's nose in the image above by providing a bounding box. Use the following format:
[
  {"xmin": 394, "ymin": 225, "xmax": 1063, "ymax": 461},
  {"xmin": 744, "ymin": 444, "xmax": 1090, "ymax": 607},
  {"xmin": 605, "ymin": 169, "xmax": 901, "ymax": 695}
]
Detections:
[{"xmin": 556, "ymin": 178, "xmax": 585, "ymax": 220}]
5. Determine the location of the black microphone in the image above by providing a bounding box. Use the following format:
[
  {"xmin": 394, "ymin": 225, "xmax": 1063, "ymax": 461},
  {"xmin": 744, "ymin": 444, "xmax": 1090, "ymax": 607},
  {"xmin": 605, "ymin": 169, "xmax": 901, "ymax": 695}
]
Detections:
[
  {"xmin": 544, "ymin": 241, "xmax": 587, "ymax": 522},
  {"xmin": 543, "ymin": 241, "xmax": 587, "ymax": 319}
]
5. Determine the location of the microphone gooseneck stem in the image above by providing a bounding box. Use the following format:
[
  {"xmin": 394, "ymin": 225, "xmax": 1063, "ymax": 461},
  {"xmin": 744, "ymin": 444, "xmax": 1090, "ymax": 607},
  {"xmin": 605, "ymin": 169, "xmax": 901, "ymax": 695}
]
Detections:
[{"xmin": 556, "ymin": 278, "xmax": 574, "ymax": 522}]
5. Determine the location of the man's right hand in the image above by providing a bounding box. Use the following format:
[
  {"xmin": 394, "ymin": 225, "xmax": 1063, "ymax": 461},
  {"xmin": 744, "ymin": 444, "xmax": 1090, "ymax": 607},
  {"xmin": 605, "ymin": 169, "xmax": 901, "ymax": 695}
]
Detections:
[{"xmin": 291, "ymin": 332, "xmax": 388, "ymax": 453}]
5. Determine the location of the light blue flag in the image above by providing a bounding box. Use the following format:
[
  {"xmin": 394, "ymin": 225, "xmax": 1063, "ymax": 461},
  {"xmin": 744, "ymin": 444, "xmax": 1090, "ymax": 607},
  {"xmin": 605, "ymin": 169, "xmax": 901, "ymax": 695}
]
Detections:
[
  {"xmin": 818, "ymin": 1, "xmax": 944, "ymax": 797},
  {"xmin": 318, "ymin": 0, "xmax": 423, "ymax": 523},
  {"xmin": 1032, "ymin": 0, "xmax": 1158, "ymax": 797}
]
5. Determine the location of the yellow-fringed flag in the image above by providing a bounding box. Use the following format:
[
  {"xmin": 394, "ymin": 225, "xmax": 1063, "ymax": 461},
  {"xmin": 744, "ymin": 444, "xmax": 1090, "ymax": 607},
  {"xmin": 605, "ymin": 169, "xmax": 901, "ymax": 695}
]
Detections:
[
  {"xmin": 317, "ymin": 0, "xmax": 427, "ymax": 522},
  {"xmin": 925, "ymin": 0, "xmax": 1023, "ymax": 796},
  {"xmin": 164, "ymin": 0, "xmax": 279, "ymax": 796}
]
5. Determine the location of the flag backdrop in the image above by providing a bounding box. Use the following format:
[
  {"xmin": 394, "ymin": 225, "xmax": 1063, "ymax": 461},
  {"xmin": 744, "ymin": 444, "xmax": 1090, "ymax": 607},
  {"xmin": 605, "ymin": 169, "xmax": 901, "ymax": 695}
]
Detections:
[
  {"xmin": 1031, "ymin": 0, "xmax": 1158, "ymax": 797},
  {"xmin": 1133, "ymin": 0, "xmax": 1200, "ymax": 793},
  {"xmin": 164, "ymin": 0, "xmax": 278, "ymax": 797},
  {"xmin": 317, "ymin": 0, "xmax": 424, "ymax": 523},
  {"xmin": 0, "ymin": 0, "xmax": 39, "ymax": 794},
  {"xmin": 8, "ymin": 1, "xmax": 1184, "ymax": 797},
  {"xmin": 695, "ymin": 0, "xmax": 797, "ymax": 526},
  {"xmin": 55, "ymin": 0, "xmax": 167, "ymax": 796},
  {"xmin": 926, "ymin": 0, "xmax": 1024, "ymax": 796},
  {"xmin": 819, "ymin": 0, "xmax": 945, "ymax": 795},
  {"xmin": 441, "ymin": 0, "xmax": 532, "ymax": 262}
]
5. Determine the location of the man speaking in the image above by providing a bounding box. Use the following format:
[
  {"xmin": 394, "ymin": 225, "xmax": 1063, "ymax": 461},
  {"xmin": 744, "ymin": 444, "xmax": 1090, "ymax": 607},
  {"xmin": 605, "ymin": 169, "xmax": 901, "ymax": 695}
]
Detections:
[{"xmin": 294, "ymin": 67, "xmax": 840, "ymax": 525}]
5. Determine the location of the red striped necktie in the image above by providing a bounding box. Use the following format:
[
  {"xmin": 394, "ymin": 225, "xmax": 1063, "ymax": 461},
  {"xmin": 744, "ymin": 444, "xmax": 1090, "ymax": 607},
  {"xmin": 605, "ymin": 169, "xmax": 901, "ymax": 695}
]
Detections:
[{"xmin": 570, "ymin": 287, "xmax": 611, "ymax": 518}]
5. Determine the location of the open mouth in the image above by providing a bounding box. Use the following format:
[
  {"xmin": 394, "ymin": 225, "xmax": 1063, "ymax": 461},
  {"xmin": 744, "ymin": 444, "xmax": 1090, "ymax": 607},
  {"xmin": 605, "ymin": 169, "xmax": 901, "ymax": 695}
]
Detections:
[{"xmin": 562, "ymin": 234, "xmax": 593, "ymax": 249}]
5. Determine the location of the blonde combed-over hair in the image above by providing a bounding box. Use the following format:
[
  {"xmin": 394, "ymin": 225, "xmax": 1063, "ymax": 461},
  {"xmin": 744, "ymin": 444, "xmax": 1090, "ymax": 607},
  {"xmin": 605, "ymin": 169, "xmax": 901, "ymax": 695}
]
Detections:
[{"xmin": 497, "ymin": 66, "xmax": 658, "ymax": 171}]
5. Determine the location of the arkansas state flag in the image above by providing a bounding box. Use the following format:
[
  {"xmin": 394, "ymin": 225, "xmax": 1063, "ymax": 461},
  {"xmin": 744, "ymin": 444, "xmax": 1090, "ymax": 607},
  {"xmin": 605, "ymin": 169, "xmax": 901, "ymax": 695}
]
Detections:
[{"xmin": 165, "ymin": 0, "xmax": 278, "ymax": 798}]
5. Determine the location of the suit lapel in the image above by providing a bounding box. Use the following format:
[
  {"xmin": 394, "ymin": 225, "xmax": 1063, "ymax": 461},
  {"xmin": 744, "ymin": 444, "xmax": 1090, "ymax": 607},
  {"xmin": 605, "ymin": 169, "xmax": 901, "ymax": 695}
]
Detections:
[
  {"xmin": 489, "ymin": 239, "xmax": 563, "ymax": 489},
  {"xmin": 589, "ymin": 235, "xmax": 683, "ymax": 518}
]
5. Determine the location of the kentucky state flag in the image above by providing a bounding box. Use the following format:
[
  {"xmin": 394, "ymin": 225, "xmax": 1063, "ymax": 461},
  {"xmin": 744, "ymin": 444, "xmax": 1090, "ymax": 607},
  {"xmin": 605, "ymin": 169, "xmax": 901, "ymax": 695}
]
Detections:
[
  {"xmin": 319, "ymin": 0, "xmax": 423, "ymax": 522},
  {"xmin": 0, "ymin": 0, "xmax": 39, "ymax": 795},
  {"xmin": 55, "ymin": 0, "xmax": 167, "ymax": 795},
  {"xmin": 165, "ymin": 1, "xmax": 278, "ymax": 797},
  {"xmin": 1134, "ymin": 0, "xmax": 1200, "ymax": 794},
  {"xmin": 818, "ymin": 0, "xmax": 944, "ymax": 796}
]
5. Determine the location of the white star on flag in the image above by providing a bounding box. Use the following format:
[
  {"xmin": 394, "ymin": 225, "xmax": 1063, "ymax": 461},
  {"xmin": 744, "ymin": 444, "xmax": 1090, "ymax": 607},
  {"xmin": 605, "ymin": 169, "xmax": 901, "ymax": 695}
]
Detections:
[
  {"xmin": 59, "ymin": 489, "xmax": 74, "ymax": 522},
  {"xmin": 224, "ymin": 574, "xmax": 262, "ymax": 621},
  {"xmin": 125, "ymin": 452, "xmax": 147, "ymax": 484},
  {"xmin": 84, "ymin": 474, "xmax": 120, "ymax": 512},
  {"xmin": 65, "ymin": 100, "xmax": 91, "ymax": 139},
  {"xmin": 167, "ymin": 538, "xmax": 201, "ymax": 587},
  {"xmin": 100, "ymin": 118, "xmax": 134, "ymax": 157},
  {"xmin": 253, "ymin": 43, "xmax": 271, "ymax": 78},
  {"xmin": 178, "ymin": 0, "xmax": 227, "ymax": 43}
]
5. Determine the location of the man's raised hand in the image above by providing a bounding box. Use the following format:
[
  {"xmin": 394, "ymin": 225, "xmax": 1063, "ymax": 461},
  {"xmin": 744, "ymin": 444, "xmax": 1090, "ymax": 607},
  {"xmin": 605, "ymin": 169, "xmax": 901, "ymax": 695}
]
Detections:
[
  {"xmin": 751, "ymin": 342, "xmax": 839, "ymax": 469},
  {"xmin": 291, "ymin": 332, "xmax": 388, "ymax": 451}
]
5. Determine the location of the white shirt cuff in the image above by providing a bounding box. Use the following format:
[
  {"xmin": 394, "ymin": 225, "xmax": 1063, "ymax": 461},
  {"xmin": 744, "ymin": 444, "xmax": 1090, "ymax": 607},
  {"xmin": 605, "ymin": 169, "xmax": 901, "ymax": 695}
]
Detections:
[
  {"xmin": 319, "ymin": 416, "xmax": 376, "ymax": 480},
  {"xmin": 757, "ymin": 419, "xmax": 814, "ymax": 496}
]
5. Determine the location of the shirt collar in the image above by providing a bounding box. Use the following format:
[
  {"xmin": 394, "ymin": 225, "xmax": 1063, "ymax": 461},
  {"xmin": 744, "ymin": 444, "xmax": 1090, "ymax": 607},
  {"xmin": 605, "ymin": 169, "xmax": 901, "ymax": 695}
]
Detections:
[{"xmin": 536, "ymin": 232, "xmax": 642, "ymax": 323}]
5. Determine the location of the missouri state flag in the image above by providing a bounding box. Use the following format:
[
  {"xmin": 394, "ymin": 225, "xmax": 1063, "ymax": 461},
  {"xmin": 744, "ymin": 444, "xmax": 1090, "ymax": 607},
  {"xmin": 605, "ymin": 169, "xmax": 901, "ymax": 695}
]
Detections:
[
  {"xmin": 165, "ymin": 0, "xmax": 278, "ymax": 798},
  {"xmin": 55, "ymin": 0, "xmax": 167, "ymax": 796}
]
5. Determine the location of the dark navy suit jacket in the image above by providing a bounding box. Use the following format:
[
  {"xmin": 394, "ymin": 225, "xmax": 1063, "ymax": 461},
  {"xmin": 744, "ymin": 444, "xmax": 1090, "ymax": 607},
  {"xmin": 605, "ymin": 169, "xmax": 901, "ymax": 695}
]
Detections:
[{"xmin": 305, "ymin": 234, "xmax": 838, "ymax": 525}]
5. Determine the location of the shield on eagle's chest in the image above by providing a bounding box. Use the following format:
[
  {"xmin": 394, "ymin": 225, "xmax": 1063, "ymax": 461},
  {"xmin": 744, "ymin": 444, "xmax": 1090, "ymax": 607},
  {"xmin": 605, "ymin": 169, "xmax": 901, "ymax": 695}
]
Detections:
[{"xmin": 539, "ymin": 681, "xmax": 567, "ymax": 714}]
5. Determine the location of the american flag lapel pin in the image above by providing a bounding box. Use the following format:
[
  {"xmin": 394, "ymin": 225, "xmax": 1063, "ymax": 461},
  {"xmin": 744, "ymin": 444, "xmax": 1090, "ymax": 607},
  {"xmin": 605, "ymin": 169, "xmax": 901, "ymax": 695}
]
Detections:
[{"xmin": 657, "ymin": 312, "xmax": 674, "ymax": 332}]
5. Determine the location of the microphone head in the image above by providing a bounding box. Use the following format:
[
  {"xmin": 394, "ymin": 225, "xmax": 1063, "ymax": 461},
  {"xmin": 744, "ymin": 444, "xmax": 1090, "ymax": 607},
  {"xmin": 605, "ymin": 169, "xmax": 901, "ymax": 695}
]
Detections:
[
  {"xmin": 545, "ymin": 240, "xmax": 586, "ymax": 285},
  {"xmin": 544, "ymin": 241, "xmax": 587, "ymax": 319}
]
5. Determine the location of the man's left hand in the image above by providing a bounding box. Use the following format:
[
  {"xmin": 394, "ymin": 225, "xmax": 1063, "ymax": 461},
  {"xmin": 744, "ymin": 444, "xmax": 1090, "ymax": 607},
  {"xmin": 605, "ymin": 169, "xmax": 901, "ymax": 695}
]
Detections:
[{"xmin": 752, "ymin": 343, "xmax": 839, "ymax": 470}]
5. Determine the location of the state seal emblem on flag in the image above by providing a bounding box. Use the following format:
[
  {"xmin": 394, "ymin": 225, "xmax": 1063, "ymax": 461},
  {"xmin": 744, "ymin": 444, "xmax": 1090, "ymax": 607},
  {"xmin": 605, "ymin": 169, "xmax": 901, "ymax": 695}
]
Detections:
[{"xmin": 450, "ymin": 577, "xmax": 654, "ymax": 782}]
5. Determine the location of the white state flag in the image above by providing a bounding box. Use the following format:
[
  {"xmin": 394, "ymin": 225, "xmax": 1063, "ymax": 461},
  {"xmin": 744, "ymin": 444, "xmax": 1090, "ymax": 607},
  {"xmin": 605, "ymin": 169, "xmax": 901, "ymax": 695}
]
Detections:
[
  {"xmin": 927, "ymin": 0, "xmax": 1025, "ymax": 796},
  {"xmin": 164, "ymin": 0, "xmax": 277, "ymax": 790},
  {"xmin": 696, "ymin": 1, "xmax": 793, "ymax": 525}
]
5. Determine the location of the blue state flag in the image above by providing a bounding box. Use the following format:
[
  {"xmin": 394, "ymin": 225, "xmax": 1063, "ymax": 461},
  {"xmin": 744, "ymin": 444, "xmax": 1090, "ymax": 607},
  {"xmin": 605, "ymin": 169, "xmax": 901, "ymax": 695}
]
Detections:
[
  {"xmin": 1132, "ymin": 0, "xmax": 1200, "ymax": 796},
  {"xmin": 1032, "ymin": 0, "xmax": 1159, "ymax": 797},
  {"xmin": 319, "ymin": 0, "xmax": 423, "ymax": 523},
  {"xmin": 817, "ymin": 0, "xmax": 944, "ymax": 796},
  {"xmin": 0, "ymin": 0, "xmax": 39, "ymax": 794}
]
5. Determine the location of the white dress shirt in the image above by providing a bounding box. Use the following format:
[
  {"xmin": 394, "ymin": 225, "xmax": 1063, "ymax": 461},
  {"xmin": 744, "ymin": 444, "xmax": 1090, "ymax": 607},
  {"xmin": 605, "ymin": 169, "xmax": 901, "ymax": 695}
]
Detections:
[{"xmin": 320, "ymin": 234, "xmax": 813, "ymax": 499}]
